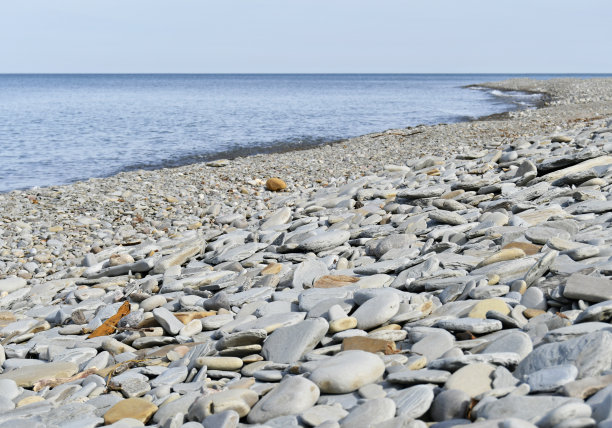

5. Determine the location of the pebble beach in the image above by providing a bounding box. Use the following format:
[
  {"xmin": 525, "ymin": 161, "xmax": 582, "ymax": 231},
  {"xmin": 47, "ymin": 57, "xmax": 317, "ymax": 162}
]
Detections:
[{"xmin": 2, "ymin": 77, "xmax": 612, "ymax": 427}]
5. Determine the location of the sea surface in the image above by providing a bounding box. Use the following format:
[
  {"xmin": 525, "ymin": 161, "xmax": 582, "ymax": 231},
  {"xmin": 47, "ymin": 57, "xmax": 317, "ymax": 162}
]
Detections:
[{"xmin": 0, "ymin": 74, "xmax": 607, "ymax": 192}]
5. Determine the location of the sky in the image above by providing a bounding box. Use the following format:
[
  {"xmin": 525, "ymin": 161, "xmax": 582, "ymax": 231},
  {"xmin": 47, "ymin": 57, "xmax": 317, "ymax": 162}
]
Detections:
[{"xmin": 1, "ymin": 0, "xmax": 611, "ymax": 73}]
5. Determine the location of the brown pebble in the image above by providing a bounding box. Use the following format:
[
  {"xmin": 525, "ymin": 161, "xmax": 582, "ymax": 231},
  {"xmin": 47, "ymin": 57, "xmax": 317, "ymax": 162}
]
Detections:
[
  {"xmin": 523, "ymin": 308, "xmax": 547, "ymax": 318},
  {"xmin": 265, "ymin": 178, "xmax": 287, "ymax": 191}
]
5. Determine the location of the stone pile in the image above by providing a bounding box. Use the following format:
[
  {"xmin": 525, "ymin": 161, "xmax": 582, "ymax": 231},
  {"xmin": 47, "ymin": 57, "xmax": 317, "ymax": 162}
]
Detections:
[{"xmin": 1, "ymin": 80, "xmax": 612, "ymax": 427}]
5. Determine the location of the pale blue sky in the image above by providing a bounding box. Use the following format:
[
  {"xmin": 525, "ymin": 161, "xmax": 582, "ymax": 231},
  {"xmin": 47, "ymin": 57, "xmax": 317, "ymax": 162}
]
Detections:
[{"xmin": 1, "ymin": 0, "xmax": 611, "ymax": 73}]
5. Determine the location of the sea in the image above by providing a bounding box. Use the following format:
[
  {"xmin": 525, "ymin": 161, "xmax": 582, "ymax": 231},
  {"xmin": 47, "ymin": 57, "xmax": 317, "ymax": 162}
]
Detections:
[{"xmin": 0, "ymin": 74, "xmax": 607, "ymax": 193}]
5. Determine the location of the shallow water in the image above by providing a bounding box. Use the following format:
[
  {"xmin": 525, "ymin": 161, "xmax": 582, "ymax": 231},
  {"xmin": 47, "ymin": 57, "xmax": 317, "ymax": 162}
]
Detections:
[{"xmin": 0, "ymin": 73, "xmax": 605, "ymax": 192}]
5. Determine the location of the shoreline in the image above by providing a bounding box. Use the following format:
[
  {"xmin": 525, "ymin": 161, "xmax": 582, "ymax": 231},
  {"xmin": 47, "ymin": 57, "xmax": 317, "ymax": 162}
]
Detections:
[
  {"xmin": 2, "ymin": 78, "xmax": 612, "ymax": 270},
  {"xmin": 2, "ymin": 77, "xmax": 612, "ymax": 425},
  {"xmin": 0, "ymin": 76, "xmax": 547, "ymax": 194}
]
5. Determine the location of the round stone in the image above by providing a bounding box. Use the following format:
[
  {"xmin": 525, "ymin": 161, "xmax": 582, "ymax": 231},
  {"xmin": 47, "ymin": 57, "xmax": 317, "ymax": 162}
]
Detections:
[
  {"xmin": 308, "ymin": 350, "xmax": 385, "ymax": 394},
  {"xmin": 266, "ymin": 178, "xmax": 287, "ymax": 191}
]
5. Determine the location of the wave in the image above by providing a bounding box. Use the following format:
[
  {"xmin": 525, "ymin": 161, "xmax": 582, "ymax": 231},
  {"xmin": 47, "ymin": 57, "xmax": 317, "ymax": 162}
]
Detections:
[{"xmin": 471, "ymin": 87, "xmax": 544, "ymax": 110}]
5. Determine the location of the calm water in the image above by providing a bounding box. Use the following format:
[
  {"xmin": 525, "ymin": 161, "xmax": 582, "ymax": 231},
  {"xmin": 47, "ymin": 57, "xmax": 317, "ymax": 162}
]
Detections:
[{"xmin": 0, "ymin": 74, "xmax": 604, "ymax": 192}]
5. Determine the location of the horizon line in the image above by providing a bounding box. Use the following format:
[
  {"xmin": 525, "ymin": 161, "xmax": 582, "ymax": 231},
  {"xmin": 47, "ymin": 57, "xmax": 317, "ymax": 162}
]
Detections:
[{"xmin": 1, "ymin": 72, "xmax": 612, "ymax": 76}]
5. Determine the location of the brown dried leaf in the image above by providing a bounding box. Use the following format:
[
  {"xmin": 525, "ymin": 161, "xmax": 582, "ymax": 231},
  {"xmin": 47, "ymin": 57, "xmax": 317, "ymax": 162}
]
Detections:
[{"xmin": 87, "ymin": 301, "xmax": 130, "ymax": 339}]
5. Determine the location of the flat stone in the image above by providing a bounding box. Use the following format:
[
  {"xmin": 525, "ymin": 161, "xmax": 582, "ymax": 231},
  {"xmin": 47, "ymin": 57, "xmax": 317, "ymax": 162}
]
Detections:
[
  {"xmin": 474, "ymin": 395, "xmax": 579, "ymax": 423},
  {"xmin": 339, "ymin": 397, "xmax": 396, "ymax": 428},
  {"xmin": 152, "ymin": 307, "xmax": 185, "ymax": 335},
  {"xmin": 427, "ymin": 352, "xmax": 521, "ymax": 371},
  {"xmin": 188, "ymin": 389, "xmax": 258, "ymax": 419},
  {"xmin": 233, "ymin": 312, "xmax": 306, "ymax": 333},
  {"xmin": 515, "ymin": 330, "xmax": 612, "ymax": 379},
  {"xmin": 297, "ymin": 230, "xmax": 351, "ymax": 253},
  {"xmin": 0, "ymin": 361, "xmax": 78, "ymax": 387},
  {"xmin": 524, "ymin": 250, "xmax": 558, "ymax": 286},
  {"xmin": 481, "ymin": 331, "xmax": 533, "ymax": 360},
  {"xmin": 216, "ymin": 329, "xmax": 267, "ymax": 350},
  {"xmin": 314, "ymin": 275, "xmax": 360, "ymax": 288},
  {"xmin": 537, "ymin": 402, "xmax": 593, "ymax": 428},
  {"xmin": 352, "ymin": 293, "xmax": 400, "ymax": 330},
  {"xmin": 567, "ymin": 200, "xmax": 612, "ymax": 214},
  {"xmin": 430, "ymin": 389, "xmax": 470, "ymax": 422},
  {"xmin": 564, "ymin": 274, "xmax": 612, "ymax": 303},
  {"xmin": 445, "ymin": 363, "xmax": 495, "ymax": 398},
  {"xmin": 526, "ymin": 227, "xmax": 570, "ymax": 245},
  {"xmin": 575, "ymin": 303, "xmax": 612, "ymax": 324},
  {"xmin": 526, "ymin": 364, "xmax": 578, "ymax": 392},
  {"xmin": 559, "ymin": 374, "xmax": 612, "ymax": 399},
  {"xmin": 262, "ymin": 318, "xmax": 328, "ymax": 363},
  {"xmin": 565, "ymin": 245, "xmax": 600, "ymax": 261},
  {"xmin": 388, "ymin": 384, "xmax": 435, "ymax": 419},
  {"xmin": 247, "ymin": 376, "xmax": 320, "ymax": 424},
  {"xmin": 539, "ymin": 155, "xmax": 612, "ymax": 183},
  {"xmin": 329, "ymin": 317, "xmax": 358, "ymax": 333},
  {"xmin": 196, "ymin": 357, "xmax": 243, "ymax": 371},
  {"xmin": 502, "ymin": 242, "xmax": 542, "ymax": 256},
  {"xmin": 307, "ymin": 350, "xmax": 385, "ymax": 393},
  {"xmin": 300, "ymin": 405, "xmax": 348, "ymax": 426},
  {"xmin": 477, "ymin": 248, "xmax": 526, "ymax": 268},
  {"xmin": 292, "ymin": 259, "xmax": 328, "ymax": 289},
  {"xmin": 429, "ymin": 210, "xmax": 467, "ymax": 225},
  {"xmin": 0, "ymin": 277, "xmax": 27, "ymax": 293},
  {"xmin": 387, "ymin": 369, "xmax": 451, "ymax": 385},
  {"xmin": 398, "ymin": 185, "xmax": 446, "ymax": 199},
  {"xmin": 435, "ymin": 318, "xmax": 502, "ymax": 334},
  {"xmin": 153, "ymin": 243, "xmax": 201, "ymax": 274},
  {"xmin": 153, "ymin": 393, "xmax": 199, "ymax": 424},
  {"xmin": 104, "ymin": 397, "xmax": 158, "ymax": 425},
  {"xmin": 468, "ymin": 298, "xmax": 510, "ymax": 319},
  {"xmin": 341, "ymin": 336, "xmax": 396, "ymax": 354},
  {"xmin": 410, "ymin": 329, "xmax": 455, "ymax": 361},
  {"xmin": 470, "ymin": 257, "xmax": 537, "ymax": 284}
]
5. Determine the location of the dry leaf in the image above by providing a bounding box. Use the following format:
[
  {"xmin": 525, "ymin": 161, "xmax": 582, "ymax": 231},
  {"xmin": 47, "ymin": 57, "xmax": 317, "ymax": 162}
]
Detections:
[{"xmin": 87, "ymin": 301, "xmax": 130, "ymax": 338}]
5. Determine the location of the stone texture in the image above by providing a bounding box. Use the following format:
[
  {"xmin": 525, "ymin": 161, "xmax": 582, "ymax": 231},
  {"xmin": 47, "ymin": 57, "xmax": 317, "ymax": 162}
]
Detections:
[
  {"xmin": 247, "ymin": 376, "xmax": 319, "ymax": 424},
  {"xmin": 104, "ymin": 398, "xmax": 158, "ymax": 425},
  {"xmin": 307, "ymin": 350, "xmax": 385, "ymax": 393}
]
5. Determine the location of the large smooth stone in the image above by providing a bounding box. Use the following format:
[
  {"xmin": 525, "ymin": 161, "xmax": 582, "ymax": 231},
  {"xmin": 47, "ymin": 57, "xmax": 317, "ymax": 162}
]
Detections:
[
  {"xmin": 525, "ymin": 364, "xmax": 578, "ymax": 393},
  {"xmin": 262, "ymin": 318, "xmax": 328, "ymax": 363},
  {"xmin": 564, "ymin": 274, "xmax": 612, "ymax": 303},
  {"xmin": 297, "ymin": 230, "xmax": 351, "ymax": 253},
  {"xmin": 104, "ymin": 397, "xmax": 158, "ymax": 425},
  {"xmin": 480, "ymin": 331, "xmax": 533, "ymax": 360},
  {"xmin": 515, "ymin": 331, "xmax": 612, "ymax": 379},
  {"xmin": 300, "ymin": 405, "xmax": 348, "ymax": 426},
  {"xmin": 474, "ymin": 395, "xmax": 579, "ymax": 422},
  {"xmin": 430, "ymin": 389, "xmax": 470, "ymax": 422},
  {"xmin": 388, "ymin": 384, "xmax": 435, "ymax": 418},
  {"xmin": 435, "ymin": 318, "xmax": 502, "ymax": 334},
  {"xmin": 0, "ymin": 277, "xmax": 27, "ymax": 293},
  {"xmin": 0, "ymin": 361, "xmax": 78, "ymax": 387},
  {"xmin": 352, "ymin": 293, "xmax": 400, "ymax": 330},
  {"xmin": 307, "ymin": 350, "xmax": 385, "ymax": 393},
  {"xmin": 410, "ymin": 328, "xmax": 455, "ymax": 361},
  {"xmin": 188, "ymin": 389, "xmax": 258, "ymax": 419},
  {"xmin": 445, "ymin": 363, "xmax": 495, "ymax": 398},
  {"xmin": 247, "ymin": 376, "xmax": 320, "ymax": 424},
  {"xmin": 387, "ymin": 369, "xmax": 450, "ymax": 385},
  {"xmin": 339, "ymin": 398, "xmax": 396, "ymax": 428}
]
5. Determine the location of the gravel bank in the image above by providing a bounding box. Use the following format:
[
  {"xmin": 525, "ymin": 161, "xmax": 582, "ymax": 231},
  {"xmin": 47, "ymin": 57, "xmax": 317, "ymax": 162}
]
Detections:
[{"xmin": 1, "ymin": 77, "xmax": 612, "ymax": 427}]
